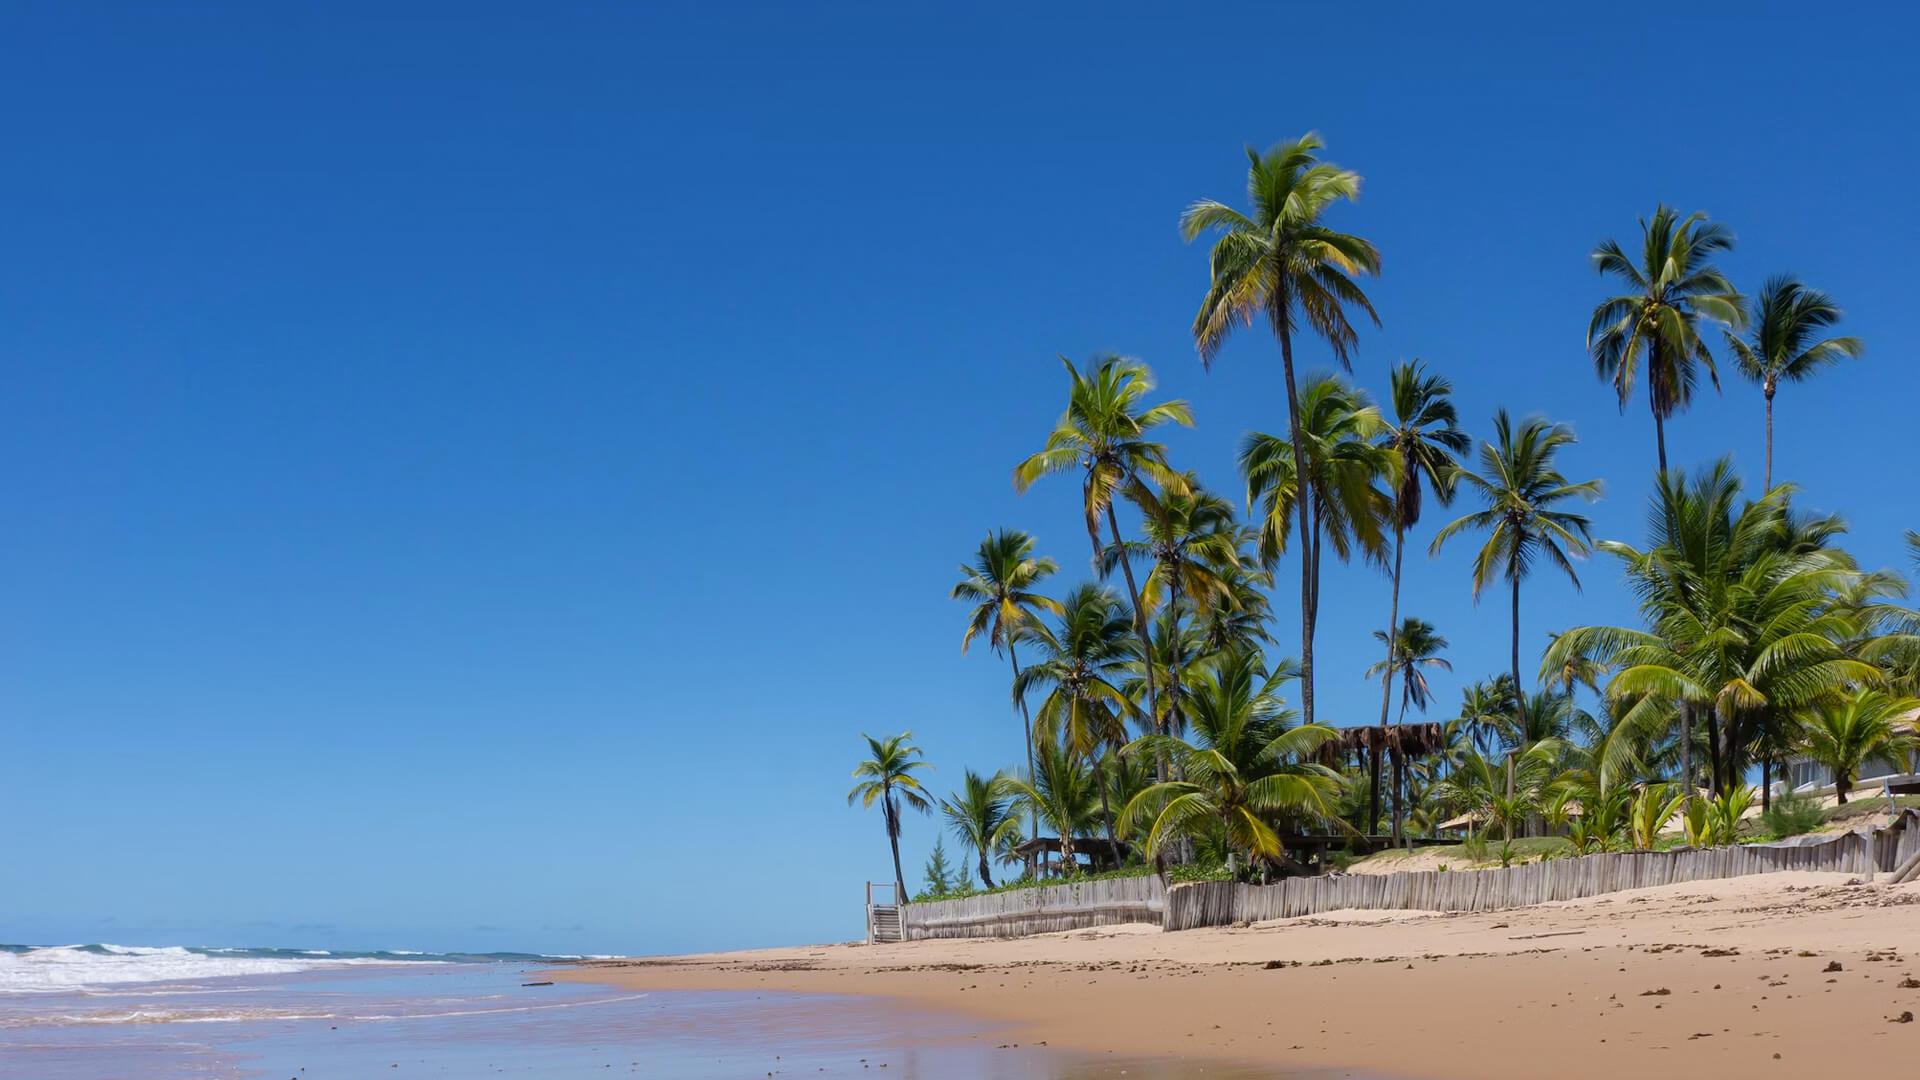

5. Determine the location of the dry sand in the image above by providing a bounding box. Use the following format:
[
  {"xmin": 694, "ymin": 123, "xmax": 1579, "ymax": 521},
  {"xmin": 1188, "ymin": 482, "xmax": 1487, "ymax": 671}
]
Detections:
[{"xmin": 558, "ymin": 872, "xmax": 1920, "ymax": 1078}]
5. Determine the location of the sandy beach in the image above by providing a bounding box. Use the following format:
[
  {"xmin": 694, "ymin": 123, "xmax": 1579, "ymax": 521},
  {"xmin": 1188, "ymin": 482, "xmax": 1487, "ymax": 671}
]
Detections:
[{"xmin": 559, "ymin": 872, "xmax": 1920, "ymax": 1078}]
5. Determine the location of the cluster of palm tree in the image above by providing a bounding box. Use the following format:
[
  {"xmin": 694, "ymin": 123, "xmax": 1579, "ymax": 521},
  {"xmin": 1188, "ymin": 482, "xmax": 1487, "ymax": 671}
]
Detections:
[{"xmin": 846, "ymin": 133, "xmax": 1911, "ymax": 890}]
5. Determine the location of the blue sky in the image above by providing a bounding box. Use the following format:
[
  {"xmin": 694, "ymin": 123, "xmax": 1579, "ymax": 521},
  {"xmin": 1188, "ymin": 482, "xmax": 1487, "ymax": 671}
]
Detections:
[{"xmin": 4, "ymin": 3, "xmax": 1917, "ymax": 956}]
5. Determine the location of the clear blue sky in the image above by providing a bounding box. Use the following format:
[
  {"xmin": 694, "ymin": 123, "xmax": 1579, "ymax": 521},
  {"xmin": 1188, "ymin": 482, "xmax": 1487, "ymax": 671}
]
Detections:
[{"xmin": 4, "ymin": 3, "xmax": 1916, "ymax": 956}]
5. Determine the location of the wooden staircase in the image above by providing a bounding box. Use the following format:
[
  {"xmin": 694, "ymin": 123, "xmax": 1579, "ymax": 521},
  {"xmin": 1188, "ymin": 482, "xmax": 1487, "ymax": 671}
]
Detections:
[{"xmin": 865, "ymin": 882, "xmax": 903, "ymax": 944}]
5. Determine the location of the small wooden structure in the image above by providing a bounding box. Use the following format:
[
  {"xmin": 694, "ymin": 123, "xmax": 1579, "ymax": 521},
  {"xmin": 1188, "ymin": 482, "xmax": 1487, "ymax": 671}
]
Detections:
[
  {"xmin": 864, "ymin": 881, "xmax": 901, "ymax": 944},
  {"xmin": 1009, "ymin": 836, "xmax": 1133, "ymax": 877},
  {"xmin": 1321, "ymin": 722, "xmax": 1447, "ymax": 845}
]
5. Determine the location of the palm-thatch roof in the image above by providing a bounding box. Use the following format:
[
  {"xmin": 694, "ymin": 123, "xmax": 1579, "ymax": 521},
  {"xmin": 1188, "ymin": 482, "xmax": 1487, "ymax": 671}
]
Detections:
[{"xmin": 1319, "ymin": 722, "xmax": 1447, "ymax": 762}]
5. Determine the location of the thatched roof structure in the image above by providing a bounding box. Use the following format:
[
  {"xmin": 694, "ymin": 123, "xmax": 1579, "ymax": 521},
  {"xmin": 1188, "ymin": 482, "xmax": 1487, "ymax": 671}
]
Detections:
[{"xmin": 1318, "ymin": 722, "xmax": 1447, "ymax": 763}]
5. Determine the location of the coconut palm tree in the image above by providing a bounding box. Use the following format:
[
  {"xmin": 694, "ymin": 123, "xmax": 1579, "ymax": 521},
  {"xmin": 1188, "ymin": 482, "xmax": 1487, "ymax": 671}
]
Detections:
[
  {"xmin": 1456, "ymin": 678, "xmax": 1516, "ymax": 756},
  {"xmin": 1371, "ymin": 362, "xmax": 1468, "ymax": 745},
  {"xmin": 1181, "ymin": 133, "xmax": 1381, "ymax": 726},
  {"xmin": 1118, "ymin": 649, "xmax": 1341, "ymax": 864},
  {"xmin": 1102, "ymin": 475, "xmax": 1240, "ymax": 735},
  {"xmin": 939, "ymin": 769, "xmax": 1021, "ymax": 888},
  {"xmin": 1723, "ymin": 276, "xmax": 1864, "ymax": 490},
  {"xmin": 1193, "ymin": 553, "xmax": 1276, "ymax": 656},
  {"xmin": 952, "ymin": 529, "xmax": 1064, "ymax": 834},
  {"xmin": 847, "ymin": 732, "xmax": 934, "ymax": 903},
  {"xmin": 1431, "ymin": 412, "xmax": 1601, "ymax": 732},
  {"xmin": 1015, "ymin": 356, "xmax": 1192, "ymax": 751},
  {"xmin": 1587, "ymin": 206, "xmax": 1745, "ymax": 473},
  {"xmin": 1799, "ymin": 691, "xmax": 1919, "ymax": 804},
  {"xmin": 1359, "ymin": 617, "xmax": 1451, "ymax": 842},
  {"xmin": 1239, "ymin": 374, "xmax": 1393, "ymax": 643},
  {"xmin": 1367, "ymin": 618, "xmax": 1452, "ymax": 722},
  {"xmin": 1013, "ymin": 584, "xmax": 1142, "ymax": 851},
  {"xmin": 1545, "ymin": 461, "xmax": 1880, "ymax": 795},
  {"xmin": 1005, "ymin": 739, "xmax": 1103, "ymax": 873}
]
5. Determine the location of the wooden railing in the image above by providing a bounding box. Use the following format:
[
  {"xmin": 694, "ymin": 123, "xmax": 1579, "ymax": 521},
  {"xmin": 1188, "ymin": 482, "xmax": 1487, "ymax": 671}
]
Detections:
[{"xmin": 899, "ymin": 874, "xmax": 1166, "ymax": 940}]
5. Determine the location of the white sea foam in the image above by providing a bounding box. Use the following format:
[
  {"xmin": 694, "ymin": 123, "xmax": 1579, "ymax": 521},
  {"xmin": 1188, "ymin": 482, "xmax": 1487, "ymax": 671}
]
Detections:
[{"xmin": 0, "ymin": 946, "xmax": 418, "ymax": 994}]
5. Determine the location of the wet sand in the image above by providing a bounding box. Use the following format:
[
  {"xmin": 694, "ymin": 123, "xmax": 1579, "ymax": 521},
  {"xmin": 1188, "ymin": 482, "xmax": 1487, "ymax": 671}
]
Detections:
[{"xmin": 558, "ymin": 872, "xmax": 1920, "ymax": 1079}]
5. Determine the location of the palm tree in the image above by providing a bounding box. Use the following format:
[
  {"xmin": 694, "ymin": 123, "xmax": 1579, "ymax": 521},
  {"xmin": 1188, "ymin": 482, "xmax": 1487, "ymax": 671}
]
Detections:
[
  {"xmin": 1723, "ymin": 276, "xmax": 1864, "ymax": 490},
  {"xmin": 1431, "ymin": 412, "xmax": 1601, "ymax": 733},
  {"xmin": 1103, "ymin": 475, "xmax": 1240, "ymax": 735},
  {"xmin": 1798, "ymin": 691, "xmax": 1918, "ymax": 804},
  {"xmin": 1367, "ymin": 618, "xmax": 1452, "ymax": 722},
  {"xmin": 1013, "ymin": 584, "xmax": 1142, "ymax": 851},
  {"xmin": 1362, "ymin": 616, "xmax": 1452, "ymax": 841},
  {"xmin": 1239, "ymin": 373, "xmax": 1393, "ymax": 648},
  {"xmin": 1371, "ymin": 362, "xmax": 1468, "ymax": 754},
  {"xmin": 1118, "ymin": 649, "xmax": 1341, "ymax": 864},
  {"xmin": 1545, "ymin": 461, "xmax": 1879, "ymax": 795},
  {"xmin": 952, "ymin": 529, "xmax": 1064, "ymax": 835},
  {"xmin": 939, "ymin": 770, "xmax": 1021, "ymax": 888},
  {"xmin": 1587, "ymin": 206, "xmax": 1745, "ymax": 473},
  {"xmin": 1456, "ymin": 678, "xmax": 1516, "ymax": 756},
  {"xmin": 1015, "ymin": 356, "xmax": 1193, "ymax": 752},
  {"xmin": 1005, "ymin": 739, "xmax": 1103, "ymax": 873},
  {"xmin": 847, "ymin": 732, "xmax": 934, "ymax": 903},
  {"xmin": 1182, "ymin": 133, "xmax": 1382, "ymax": 727}
]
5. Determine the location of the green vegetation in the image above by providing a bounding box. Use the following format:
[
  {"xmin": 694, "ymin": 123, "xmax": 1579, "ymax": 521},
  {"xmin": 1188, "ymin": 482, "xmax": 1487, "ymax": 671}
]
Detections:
[{"xmin": 842, "ymin": 135, "xmax": 1915, "ymax": 893}]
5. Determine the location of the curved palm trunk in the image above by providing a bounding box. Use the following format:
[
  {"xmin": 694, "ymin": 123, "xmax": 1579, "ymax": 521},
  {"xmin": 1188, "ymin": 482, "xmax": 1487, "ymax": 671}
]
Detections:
[
  {"xmin": 1274, "ymin": 314, "xmax": 1317, "ymax": 727},
  {"xmin": 1105, "ymin": 503, "xmax": 1164, "ymax": 784},
  {"xmin": 1371, "ymin": 526, "xmax": 1407, "ymax": 836},
  {"xmin": 1009, "ymin": 643, "xmax": 1038, "ymax": 842},
  {"xmin": 884, "ymin": 790, "xmax": 906, "ymax": 902},
  {"xmin": 977, "ymin": 846, "xmax": 995, "ymax": 889}
]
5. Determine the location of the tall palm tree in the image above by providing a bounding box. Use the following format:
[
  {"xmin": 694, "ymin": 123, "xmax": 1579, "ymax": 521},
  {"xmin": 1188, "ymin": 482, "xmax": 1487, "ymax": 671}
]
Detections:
[
  {"xmin": 1587, "ymin": 206, "xmax": 1745, "ymax": 474},
  {"xmin": 1015, "ymin": 356, "xmax": 1192, "ymax": 753},
  {"xmin": 1118, "ymin": 649, "xmax": 1341, "ymax": 864},
  {"xmin": 1013, "ymin": 584, "xmax": 1142, "ymax": 851},
  {"xmin": 1723, "ymin": 276, "xmax": 1864, "ymax": 490},
  {"xmin": 1239, "ymin": 373, "xmax": 1393, "ymax": 645},
  {"xmin": 1370, "ymin": 362, "xmax": 1468, "ymax": 814},
  {"xmin": 1182, "ymin": 133, "xmax": 1382, "ymax": 727},
  {"xmin": 939, "ymin": 770, "xmax": 1020, "ymax": 888},
  {"xmin": 952, "ymin": 529, "xmax": 1064, "ymax": 836},
  {"xmin": 1798, "ymin": 691, "xmax": 1918, "ymax": 804},
  {"xmin": 847, "ymin": 732, "xmax": 934, "ymax": 903},
  {"xmin": 1431, "ymin": 412, "xmax": 1601, "ymax": 733}
]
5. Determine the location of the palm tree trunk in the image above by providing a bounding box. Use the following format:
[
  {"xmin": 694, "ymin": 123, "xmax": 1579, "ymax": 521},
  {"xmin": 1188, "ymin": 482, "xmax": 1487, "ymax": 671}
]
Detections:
[
  {"xmin": 1653, "ymin": 406, "xmax": 1668, "ymax": 475},
  {"xmin": 1374, "ymin": 526, "xmax": 1405, "ymax": 837},
  {"xmin": 1509, "ymin": 574, "xmax": 1527, "ymax": 732},
  {"xmin": 1761, "ymin": 756, "xmax": 1772, "ymax": 813},
  {"xmin": 978, "ymin": 850, "xmax": 994, "ymax": 889},
  {"xmin": 1105, "ymin": 502, "xmax": 1164, "ymax": 784},
  {"xmin": 1275, "ymin": 316, "xmax": 1317, "ymax": 727},
  {"xmin": 1763, "ymin": 386, "xmax": 1775, "ymax": 492},
  {"xmin": 885, "ymin": 792, "xmax": 906, "ymax": 902},
  {"xmin": 1650, "ymin": 344, "xmax": 1670, "ymax": 475},
  {"xmin": 1367, "ymin": 742, "xmax": 1383, "ymax": 836},
  {"xmin": 1704, "ymin": 708, "xmax": 1724, "ymax": 795},
  {"xmin": 1095, "ymin": 755, "xmax": 1118, "ymax": 866},
  {"xmin": 1166, "ymin": 571, "xmax": 1186, "ymax": 737},
  {"xmin": 1009, "ymin": 643, "xmax": 1038, "ymax": 842},
  {"xmin": 1680, "ymin": 702, "xmax": 1693, "ymax": 793}
]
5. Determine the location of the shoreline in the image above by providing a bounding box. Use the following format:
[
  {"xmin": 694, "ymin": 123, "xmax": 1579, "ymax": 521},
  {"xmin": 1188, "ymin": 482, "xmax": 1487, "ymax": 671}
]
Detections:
[{"xmin": 556, "ymin": 872, "xmax": 1920, "ymax": 1079}]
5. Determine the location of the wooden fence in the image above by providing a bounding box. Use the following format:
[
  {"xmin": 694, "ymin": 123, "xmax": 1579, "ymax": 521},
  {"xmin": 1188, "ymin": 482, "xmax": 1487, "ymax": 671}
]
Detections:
[
  {"xmin": 1165, "ymin": 810, "xmax": 1917, "ymax": 931},
  {"xmin": 900, "ymin": 874, "xmax": 1166, "ymax": 940}
]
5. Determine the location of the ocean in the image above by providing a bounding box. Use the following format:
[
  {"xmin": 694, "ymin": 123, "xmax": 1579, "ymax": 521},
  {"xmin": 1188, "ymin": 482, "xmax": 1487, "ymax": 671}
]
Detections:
[{"xmin": 0, "ymin": 943, "xmax": 1290, "ymax": 1078}]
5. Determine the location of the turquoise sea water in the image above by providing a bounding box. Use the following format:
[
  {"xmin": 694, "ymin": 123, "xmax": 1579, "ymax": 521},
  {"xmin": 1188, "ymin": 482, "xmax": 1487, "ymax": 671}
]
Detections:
[{"xmin": 0, "ymin": 944, "xmax": 1329, "ymax": 1078}]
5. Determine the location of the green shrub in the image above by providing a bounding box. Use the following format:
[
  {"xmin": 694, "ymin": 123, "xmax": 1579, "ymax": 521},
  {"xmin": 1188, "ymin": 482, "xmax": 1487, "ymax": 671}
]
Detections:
[{"xmin": 1760, "ymin": 791, "xmax": 1824, "ymax": 840}]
